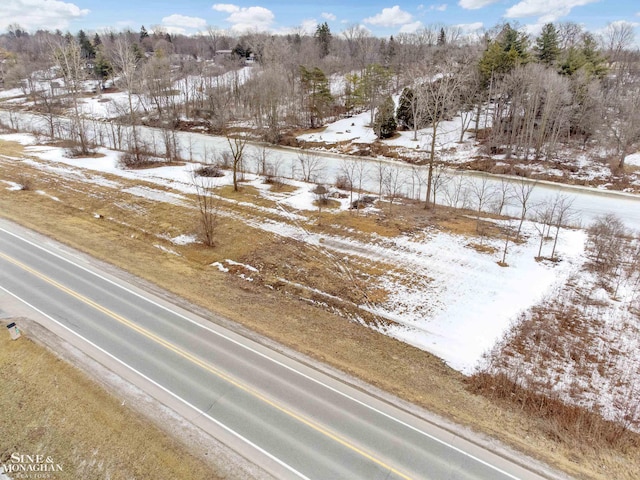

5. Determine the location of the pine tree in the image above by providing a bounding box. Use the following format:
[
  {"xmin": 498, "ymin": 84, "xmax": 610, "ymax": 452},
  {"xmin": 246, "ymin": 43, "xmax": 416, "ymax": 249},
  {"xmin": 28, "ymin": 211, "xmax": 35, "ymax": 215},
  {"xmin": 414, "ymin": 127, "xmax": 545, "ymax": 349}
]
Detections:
[
  {"xmin": 558, "ymin": 33, "xmax": 607, "ymax": 78},
  {"xmin": 437, "ymin": 28, "xmax": 446, "ymax": 46},
  {"xmin": 396, "ymin": 87, "xmax": 415, "ymax": 129},
  {"xmin": 300, "ymin": 66, "xmax": 333, "ymax": 128},
  {"xmin": 385, "ymin": 35, "xmax": 397, "ymax": 66},
  {"xmin": 139, "ymin": 26, "xmax": 149, "ymax": 41},
  {"xmin": 479, "ymin": 23, "xmax": 529, "ymax": 84},
  {"xmin": 314, "ymin": 22, "xmax": 331, "ymax": 58},
  {"xmin": 535, "ymin": 23, "xmax": 560, "ymax": 66},
  {"xmin": 373, "ymin": 95, "xmax": 397, "ymax": 139},
  {"xmin": 581, "ymin": 33, "xmax": 608, "ymax": 78},
  {"xmin": 93, "ymin": 49, "xmax": 112, "ymax": 86},
  {"xmin": 77, "ymin": 30, "xmax": 95, "ymax": 59}
]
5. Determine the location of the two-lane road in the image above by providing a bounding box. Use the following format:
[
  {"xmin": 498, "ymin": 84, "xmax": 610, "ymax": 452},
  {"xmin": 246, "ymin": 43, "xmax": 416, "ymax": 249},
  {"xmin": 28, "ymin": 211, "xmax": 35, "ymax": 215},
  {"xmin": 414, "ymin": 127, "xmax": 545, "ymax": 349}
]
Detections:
[{"xmin": 0, "ymin": 219, "xmax": 558, "ymax": 480}]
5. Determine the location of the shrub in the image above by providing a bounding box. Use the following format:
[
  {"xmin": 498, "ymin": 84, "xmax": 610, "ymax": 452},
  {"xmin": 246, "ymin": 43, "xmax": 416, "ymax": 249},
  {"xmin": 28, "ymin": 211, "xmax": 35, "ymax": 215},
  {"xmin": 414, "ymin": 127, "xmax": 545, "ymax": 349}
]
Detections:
[
  {"xmin": 118, "ymin": 150, "xmax": 153, "ymax": 169},
  {"xmin": 15, "ymin": 174, "xmax": 33, "ymax": 191},
  {"xmin": 195, "ymin": 165, "xmax": 225, "ymax": 177}
]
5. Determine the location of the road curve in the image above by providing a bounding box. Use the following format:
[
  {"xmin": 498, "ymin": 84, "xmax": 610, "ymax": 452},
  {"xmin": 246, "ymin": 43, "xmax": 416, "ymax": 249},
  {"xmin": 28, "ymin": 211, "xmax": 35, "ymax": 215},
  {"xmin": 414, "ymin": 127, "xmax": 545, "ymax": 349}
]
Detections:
[{"xmin": 0, "ymin": 219, "xmax": 557, "ymax": 480}]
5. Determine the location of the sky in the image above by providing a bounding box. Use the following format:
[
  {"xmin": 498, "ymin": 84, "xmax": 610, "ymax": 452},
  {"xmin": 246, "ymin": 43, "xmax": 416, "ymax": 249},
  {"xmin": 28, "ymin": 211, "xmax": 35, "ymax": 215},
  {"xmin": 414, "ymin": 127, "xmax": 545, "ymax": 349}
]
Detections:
[{"xmin": 1, "ymin": 0, "xmax": 639, "ymax": 40}]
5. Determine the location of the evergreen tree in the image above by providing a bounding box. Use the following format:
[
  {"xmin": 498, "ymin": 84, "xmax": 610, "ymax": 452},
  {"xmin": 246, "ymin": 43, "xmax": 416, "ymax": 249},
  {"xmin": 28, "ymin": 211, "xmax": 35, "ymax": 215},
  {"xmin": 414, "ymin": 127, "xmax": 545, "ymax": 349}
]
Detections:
[
  {"xmin": 396, "ymin": 87, "xmax": 416, "ymax": 129},
  {"xmin": 314, "ymin": 22, "xmax": 332, "ymax": 58},
  {"xmin": 232, "ymin": 42, "xmax": 251, "ymax": 59},
  {"xmin": 93, "ymin": 49, "xmax": 112, "ymax": 86},
  {"xmin": 581, "ymin": 33, "xmax": 607, "ymax": 78},
  {"xmin": 437, "ymin": 28, "xmax": 446, "ymax": 46},
  {"xmin": 140, "ymin": 26, "xmax": 149, "ymax": 41},
  {"xmin": 385, "ymin": 35, "xmax": 397, "ymax": 66},
  {"xmin": 131, "ymin": 42, "xmax": 145, "ymax": 62},
  {"xmin": 558, "ymin": 33, "xmax": 607, "ymax": 78},
  {"xmin": 299, "ymin": 66, "xmax": 333, "ymax": 128},
  {"xmin": 77, "ymin": 30, "xmax": 95, "ymax": 59},
  {"xmin": 373, "ymin": 95, "xmax": 397, "ymax": 139},
  {"xmin": 479, "ymin": 23, "xmax": 529, "ymax": 84},
  {"xmin": 535, "ymin": 23, "xmax": 560, "ymax": 66},
  {"xmin": 93, "ymin": 33, "xmax": 102, "ymax": 47},
  {"xmin": 358, "ymin": 63, "xmax": 393, "ymax": 124}
]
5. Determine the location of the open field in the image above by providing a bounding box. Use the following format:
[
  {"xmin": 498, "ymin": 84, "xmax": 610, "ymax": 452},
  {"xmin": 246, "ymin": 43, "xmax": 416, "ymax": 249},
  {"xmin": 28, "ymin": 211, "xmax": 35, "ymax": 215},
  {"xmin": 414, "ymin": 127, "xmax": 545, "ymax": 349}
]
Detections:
[{"xmin": 1, "ymin": 138, "xmax": 639, "ymax": 479}]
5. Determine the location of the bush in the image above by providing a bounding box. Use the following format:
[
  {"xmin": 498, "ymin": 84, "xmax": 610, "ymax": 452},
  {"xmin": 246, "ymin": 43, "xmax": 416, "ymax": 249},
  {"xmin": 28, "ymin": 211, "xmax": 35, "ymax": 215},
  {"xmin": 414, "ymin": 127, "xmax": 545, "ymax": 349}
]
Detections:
[
  {"xmin": 66, "ymin": 144, "xmax": 97, "ymax": 158},
  {"xmin": 15, "ymin": 174, "xmax": 33, "ymax": 191},
  {"xmin": 195, "ymin": 165, "xmax": 225, "ymax": 177},
  {"xmin": 334, "ymin": 174, "xmax": 351, "ymax": 190},
  {"xmin": 118, "ymin": 150, "xmax": 153, "ymax": 169}
]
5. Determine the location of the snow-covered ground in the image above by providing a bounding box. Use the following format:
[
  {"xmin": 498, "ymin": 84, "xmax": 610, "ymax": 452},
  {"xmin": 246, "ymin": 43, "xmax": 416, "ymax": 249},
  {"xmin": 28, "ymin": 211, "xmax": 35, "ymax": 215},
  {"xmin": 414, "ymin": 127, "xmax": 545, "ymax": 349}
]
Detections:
[{"xmin": 1, "ymin": 132, "xmax": 590, "ymax": 373}]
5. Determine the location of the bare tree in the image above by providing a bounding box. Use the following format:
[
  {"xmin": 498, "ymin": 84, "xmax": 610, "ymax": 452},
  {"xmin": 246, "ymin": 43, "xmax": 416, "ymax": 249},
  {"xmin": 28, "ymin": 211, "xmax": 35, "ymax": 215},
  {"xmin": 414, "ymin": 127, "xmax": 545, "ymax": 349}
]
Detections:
[
  {"xmin": 468, "ymin": 176, "xmax": 496, "ymax": 225},
  {"xmin": 106, "ymin": 35, "xmax": 144, "ymax": 161},
  {"xmin": 601, "ymin": 21, "xmax": 636, "ymax": 68},
  {"xmin": 430, "ymin": 162, "xmax": 451, "ymax": 206},
  {"xmin": 252, "ymin": 145, "xmax": 271, "ymax": 176},
  {"xmin": 532, "ymin": 199, "xmax": 557, "ymax": 258},
  {"xmin": 444, "ymin": 174, "xmax": 469, "ymax": 209},
  {"xmin": 550, "ymin": 194, "xmax": 576, "ymax": 260},
  {"xmin": 373, "ymin": 159, "xmax": 390, "ymax": 199},
  {"xmin": 339, "ymin": 159, "xmax": 357, "ymax": 210},
  {"xmin": 192, "ymin": 174, "xmax": 219, "ymax": 247},
  {"xmin": 602, "ymin": 81, "xmax": 640, "ymax": 169},
  {"xmin": 297, "ymin": 149, "xmax": 325, "ymax": 183},
  {"xmin": 512, "ymin": 179, "xmax": 537, "ymax": 238},
  {"xmin": 50, "ymin": 37, "xmax": 91, "ymax": 154},
  {"xmin": 585, "ymin": 214, "xmax": 628, "ymax": 274},
  {"xmin": 492, "ymin": 178, "xmax": 512, "ymax": 216},
  {"xmin": 500, "ymin": 219, "xmax": 516, "ymax": 266},
  {"xmin": 225, "ymin": 133, "xmax": 247, "ymax": 192},
  {"xmin": 383, "ymin": 166, "xmax": 407, "ymax": 214},
  {"xmin": 312, "ymin": 184, "xmax": 329, "ymax": 223},
  {"xmin": 417, "ymin": 59, "xmax": 462, "ymax": 208}
]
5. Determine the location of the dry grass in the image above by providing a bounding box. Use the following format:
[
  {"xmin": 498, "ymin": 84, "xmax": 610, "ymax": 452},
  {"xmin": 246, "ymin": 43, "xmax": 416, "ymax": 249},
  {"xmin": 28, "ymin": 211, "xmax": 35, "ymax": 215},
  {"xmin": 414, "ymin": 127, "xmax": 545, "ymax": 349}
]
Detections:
[
  {"xmin": 0, "ymin": 331, "xmax": 222, "ymax": 480},
  {"xmin": 1, "ymin": 139, "xmax": 639, "ymax": 480}
]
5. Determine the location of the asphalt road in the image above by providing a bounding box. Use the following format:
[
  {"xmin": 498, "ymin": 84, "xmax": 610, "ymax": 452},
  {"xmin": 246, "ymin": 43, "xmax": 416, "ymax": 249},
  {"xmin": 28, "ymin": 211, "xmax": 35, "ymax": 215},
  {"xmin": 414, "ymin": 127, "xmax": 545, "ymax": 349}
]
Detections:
[{"xmin": 0, "ymin": 219, "xmax": 557, "ymax": 480}]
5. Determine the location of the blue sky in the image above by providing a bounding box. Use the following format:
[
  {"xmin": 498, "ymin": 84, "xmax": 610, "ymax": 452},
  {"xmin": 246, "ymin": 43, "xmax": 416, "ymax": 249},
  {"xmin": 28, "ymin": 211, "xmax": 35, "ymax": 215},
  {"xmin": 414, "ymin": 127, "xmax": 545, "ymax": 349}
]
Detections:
[{"xmin": 2, "ymin": 0, "xmax": 639, "ymax": 40}]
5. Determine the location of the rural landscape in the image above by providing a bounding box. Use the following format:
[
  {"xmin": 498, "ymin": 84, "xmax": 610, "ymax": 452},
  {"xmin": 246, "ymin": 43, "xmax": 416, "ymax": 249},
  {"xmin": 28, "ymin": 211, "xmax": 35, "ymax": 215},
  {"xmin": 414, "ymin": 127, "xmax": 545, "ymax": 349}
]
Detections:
[{"xmin": 1, "ymin": 2, "xmax": 640, "ymax": 479}]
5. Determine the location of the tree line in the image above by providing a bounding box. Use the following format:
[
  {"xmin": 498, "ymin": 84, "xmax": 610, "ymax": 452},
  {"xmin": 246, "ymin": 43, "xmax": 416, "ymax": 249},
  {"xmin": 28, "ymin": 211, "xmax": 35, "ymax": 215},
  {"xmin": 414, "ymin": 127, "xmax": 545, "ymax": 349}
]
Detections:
[{"xmin": 0, "ymin": 21, "xmax": 638, "ymax": 170}]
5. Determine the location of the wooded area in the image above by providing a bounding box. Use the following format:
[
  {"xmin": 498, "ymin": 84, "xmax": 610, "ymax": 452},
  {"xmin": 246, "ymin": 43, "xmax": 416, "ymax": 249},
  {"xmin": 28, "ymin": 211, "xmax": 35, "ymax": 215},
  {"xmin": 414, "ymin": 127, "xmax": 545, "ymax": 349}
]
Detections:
[{"xmin": 0, "ymin": 20, "xmax": 638, "ymax": 171}]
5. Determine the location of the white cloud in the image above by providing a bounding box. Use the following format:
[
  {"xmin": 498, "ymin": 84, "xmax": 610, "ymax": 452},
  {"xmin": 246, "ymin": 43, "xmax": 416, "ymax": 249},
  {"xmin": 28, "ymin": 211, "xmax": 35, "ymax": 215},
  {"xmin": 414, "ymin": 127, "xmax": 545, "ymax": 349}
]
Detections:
[
  {"xmin": 363, "ymin": 6, "xmax": 413, "ymax": 27},
  {"xmin": 162, "ymin": 14, "xmax": 207, "ymax": 30},
  {"xmin": 212, "ymin": 3, "xmax": 240, "ymax": 13},
  {"xmin": 458, "ymin": 0, "xmax": 499, "ymax": 9},
  {"xmin": 300, "ymin": 19, "xmax": 318, "ymax": 35},
  {"xmin": 454, "ymin": 21, "xmax": 484, "ymax": 33},
  {"xmin": 505, "ymin": 0, "xmax": 599, "ymax": 24},
  {"xmin": 321, "ymin": 12, "xmax": 336, "ymax": 21},
  {"xmin": 221, "ymin": 5, "xmax": 275, "ymax": 32},
  {"xmin": 157, "ymin": 26, "xmax": 187, "ymax": 35},
  {"xmin": 0, "ymin": 0, "xmax": 89, "ymax": 32},
  {"xmin": 609, "ymin": 19, "xmax": 640, "ymax": 28},
  {"xmin": 400, "ymin": 21, "xmax": 423, "ymax": 33},
  {"xmin": 431, "ymin": 4, "xmax": 448, "ymax": 11}
]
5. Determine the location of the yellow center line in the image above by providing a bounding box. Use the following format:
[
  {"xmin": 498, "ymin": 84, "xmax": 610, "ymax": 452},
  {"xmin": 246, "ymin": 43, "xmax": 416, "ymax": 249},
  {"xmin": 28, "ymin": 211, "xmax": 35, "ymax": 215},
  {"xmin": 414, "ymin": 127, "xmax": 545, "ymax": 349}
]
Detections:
[{"xmin": 0, "ymin": 251, "xmax": 414, "ymax": 480}]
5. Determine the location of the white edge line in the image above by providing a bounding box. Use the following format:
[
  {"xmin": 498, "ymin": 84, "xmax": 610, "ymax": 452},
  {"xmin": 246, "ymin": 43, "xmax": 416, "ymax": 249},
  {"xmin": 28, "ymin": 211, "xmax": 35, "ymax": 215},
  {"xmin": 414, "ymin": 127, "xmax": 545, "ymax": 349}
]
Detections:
[
  {"xmin": 0, "ymin": 284, "xmax": 311, "ymax": 480},
  {"xmin": 1, "ymin": 225, "xmax": 521, "ymax": 480}
]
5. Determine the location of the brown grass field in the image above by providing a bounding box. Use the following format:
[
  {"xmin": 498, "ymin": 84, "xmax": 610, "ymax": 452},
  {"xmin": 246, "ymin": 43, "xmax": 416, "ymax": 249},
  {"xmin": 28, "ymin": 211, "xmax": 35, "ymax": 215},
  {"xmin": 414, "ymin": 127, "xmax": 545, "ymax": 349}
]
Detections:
[
  {"xmin": 0, "ymin": 330, "xmax": 224, "ymax": 480},
  {"xmin": 1, "ymin": 138, "xmax": 639, "ymax": 479}
]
